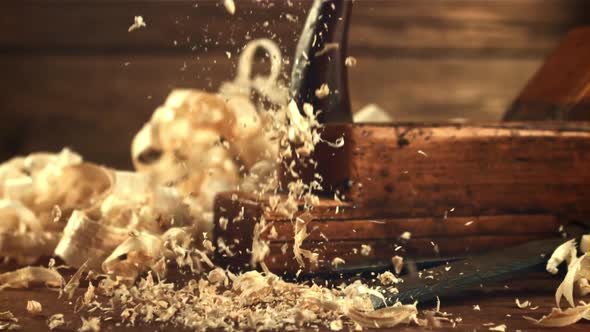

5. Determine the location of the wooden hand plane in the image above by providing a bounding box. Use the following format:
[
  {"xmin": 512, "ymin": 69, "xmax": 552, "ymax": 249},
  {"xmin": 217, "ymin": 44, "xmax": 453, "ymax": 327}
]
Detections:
[{"xmin": 213, "ymin": 0, "xmax": 590, "ymax": 276}]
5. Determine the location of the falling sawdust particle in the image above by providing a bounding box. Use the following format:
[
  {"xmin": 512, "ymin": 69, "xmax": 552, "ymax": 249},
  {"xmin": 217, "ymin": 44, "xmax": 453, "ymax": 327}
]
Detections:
[
  {"xmin": 223, "ymin": 0, "xmax": 236, "ymax": 15},
  {"xmin": 128, "ymin": 16, "xmax": 146, "ymax": 32}
]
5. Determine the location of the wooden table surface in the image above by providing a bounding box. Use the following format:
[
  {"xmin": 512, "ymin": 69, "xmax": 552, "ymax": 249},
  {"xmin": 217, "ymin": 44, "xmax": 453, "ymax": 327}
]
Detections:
[{"xmin": 1, "ymin": 270, "xmax": 588, "ymax": 332}]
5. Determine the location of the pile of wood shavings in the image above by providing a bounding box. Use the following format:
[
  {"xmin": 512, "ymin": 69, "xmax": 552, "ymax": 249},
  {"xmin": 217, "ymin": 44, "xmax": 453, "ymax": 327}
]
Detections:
[
  {"xmin": 80, "ymin": 269, "xmax": 425, "ymax": 331},
  {"xmin": 523, "ymin": 236, "xmax": 590, "ymax": 327},
  {"xmin": 0, "ymin": 37, "xmax": 428, "ymax": 331}
]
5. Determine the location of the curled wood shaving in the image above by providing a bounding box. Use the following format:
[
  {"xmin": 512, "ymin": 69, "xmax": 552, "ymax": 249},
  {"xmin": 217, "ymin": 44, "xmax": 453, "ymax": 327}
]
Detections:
[
  {"xmin": 250, "ymin": 219, "xmax": 272, "ymax": 268},
  {"xmin": 524, "ymin": 304, "xmax": 590, "ymax": 327},
  {"xmin": 0, "ymin": 267, "xmax": 63, "ymax": 290},
  {"xmin": 315, "ymin": 84, "xmax": 330, "ymax": 99},
  {"xmin": 316, "ymin": 43, "xmax": 340, "ymax": 57},
  {"xmin": 345, "ymin": 56, "xmax": 357, "ymax": 67},
  {"xmin": 26, "ymin": 300, "xmax": 42, "ymax": 315},
  {"xmin": 392, "ymin": 256, "xmax": 404, "ymax": 274},
  {"xmin": 293, "ymin": 214, "xmax": 318, "ymax": 267},
  {"xmin": 102, "ymin": 232, "xmax": 163, "ymax": 282},
  {"xmin": 128, "ymin": 16, "xmax": 146, "ymax": 32},
  {"xmin": 0, "ymin": 311, "xmax": 20, "ymax": 330},
  {"xmin": 546, "ymin": 239, "xmax": 576, "ymax": 275},
  {"xmin": 555, "ymin": 253, "xmax": 590, "ymax": 308},
  {"xmin": 331, "ymin": 257, "xmax": 345, "ymax": 269},
  {"xmin": 47, "ymin": 313, "xmax": 65, "ymax": 330},
  {"xmin": 515, "ymin": 298, "xmax": 531, "ymax": 309},
  {"xmin": 54, "ymin": 210, "xmax": 129, "ymax": 269},
  {"xmin": 360, "ymin": 244, "xmax": 372, "ymax": 256},
  {"xmin": 78, "ymin": 317, "xmax": 100, "ymax": 332},
  {"xmin": 61, "ymin": 260, "xmax": 88, "ymax": 300}
]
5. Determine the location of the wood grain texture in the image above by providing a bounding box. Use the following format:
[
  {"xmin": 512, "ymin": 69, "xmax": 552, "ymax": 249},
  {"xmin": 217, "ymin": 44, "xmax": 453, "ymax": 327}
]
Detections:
[
  {"xmin": 302, "ymin": 123, "xmax": 590, "ymax": 219},
  {"xmin": 213, "ymin": 192, "xmax": 561, "ymax": 274},
  {"xmin": 505, "ymin": 27, "xmax": 590, "ymax": 121}
]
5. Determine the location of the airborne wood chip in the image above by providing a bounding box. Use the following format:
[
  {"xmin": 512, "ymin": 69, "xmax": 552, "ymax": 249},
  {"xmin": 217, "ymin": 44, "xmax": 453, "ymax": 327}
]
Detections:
[
  {"xmin": 223, "ymin": 0, "xmax": 236, "ymax": 15},
  {"xmin": 391, "ymin": 256, "xmax": 404, "ymax": 274},
  {"xmin": 128, "ymin": 16, "xmax": 146, "ymax": 32}
]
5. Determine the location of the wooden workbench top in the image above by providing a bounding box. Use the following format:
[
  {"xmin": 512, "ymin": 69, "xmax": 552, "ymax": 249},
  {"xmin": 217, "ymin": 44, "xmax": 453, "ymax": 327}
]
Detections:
[{"xmin": 1, "ymin": 270, "xmax": 587, "ymax": 331}]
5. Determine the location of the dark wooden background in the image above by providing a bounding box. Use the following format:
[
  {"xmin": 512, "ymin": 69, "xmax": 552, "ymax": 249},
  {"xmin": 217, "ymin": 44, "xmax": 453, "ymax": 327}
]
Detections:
[{"xmin": 2, "ymin": 0, "xmax": 590, "ymax": 169}]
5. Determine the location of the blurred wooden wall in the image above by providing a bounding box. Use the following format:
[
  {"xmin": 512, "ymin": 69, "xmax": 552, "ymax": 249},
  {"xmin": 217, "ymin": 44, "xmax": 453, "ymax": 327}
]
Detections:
[{"xmin": 1, "ymin": 0, "xmax": 590, "ymax": 169}]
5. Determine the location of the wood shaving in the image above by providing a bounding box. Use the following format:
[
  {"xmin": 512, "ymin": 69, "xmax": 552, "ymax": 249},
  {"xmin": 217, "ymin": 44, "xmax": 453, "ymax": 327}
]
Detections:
[
  {"xmin": 378, "ymin": 271, "xmax": 400, "ymax": 285},
  {"xmin": 315, "ymin": 43, "xmax": 339, "ymax": 57},
  {"xmin": 61, "ymin": 260, "xmax": 88, "ymax": 300},
  {"xmin": 329, "ymin": 319, "xmax": 343, "ymax": 331},
  {"xmin": 250, "ymin": 219, "xmax": 271, "ymax": 268},
  {"xmin": 223, "ymin": 0, "xmax": 236, "ymax": 15},
  {"xmin": 51, "ymin": 205, "xmax": 62, "ymax": 223},
  {"xmin": 25, "ymin": 300, "xmax": 42, "ymax": 315},
  {"xmin": 331, "ymin": 257, "xmax": 345, "ymax": 269},
  {"xmin": 207, "ymin": 267, "xmax": 228, "ymax": 286},
  {"xmin": 530, "ymin": 238, "xmax": 590, "ymax": 328},
  {"xmin": 400, "ymin": 231, "xmax": 411, "ymax": 240},
  {"xmin": 392, "ymin": 256, "xmax": 404, "ymax": 274},
  {"xmin": 293, "ymin": 214, "xmax": 317, "ymax": 267},
  {"xmin": 0, "ymin": 266, "xmax": 63, "ymax": 290},
  {"xmin": 47, "ymin": 313, "xmax": 65, "ymax": 330},
  {"xmin": 555, "ymin": 253, "xmax": 590, "ymax": 308},
  {"xmin": 360, "ymin": 244, "xmax": 372, "ymax": 256},
  {"xmin": 128, "ymin": 16, "xmax": 146, "ymax": 32},
  {"xmin": 546, "ymin": 239, "xmax": 576, "ymax": 274},
  {"xmin": 78, "ymin": 317, "xmax": 100, "ymax": 332},
  {"xmin": 0, "ymin": 311, "xmax": 20, "ymax": 330},
  {"xmin": 515, "ymin": 298, "xmax": 531, "ymax": 309},
  {"xmin": 345, "ymin": 56, "xmax": 357, "ymax": 67},
  {"xmin": 524, "ymin": 304, "xmax": 590, "ymax": 327},
  {"xmin": 315, "ymin": 84, "xmax": 330, "ymax": 99},
  {"xmin": 473, "ymin": 305, "xmax": 481, "ymax": 311},
  {"xmin": 488, "ymin": 324, "xmax": 507, "ymax": 331},
  {"xmin": 102, "ymin": 232, "xmax": 164, "ymax": 282}
]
